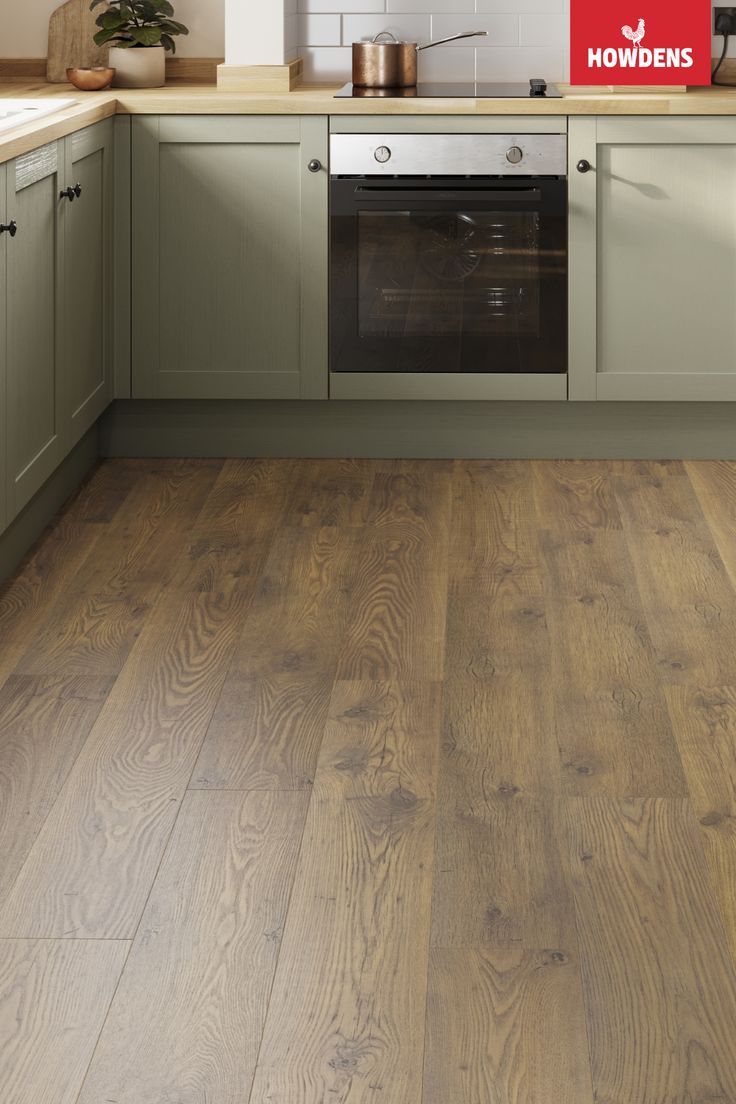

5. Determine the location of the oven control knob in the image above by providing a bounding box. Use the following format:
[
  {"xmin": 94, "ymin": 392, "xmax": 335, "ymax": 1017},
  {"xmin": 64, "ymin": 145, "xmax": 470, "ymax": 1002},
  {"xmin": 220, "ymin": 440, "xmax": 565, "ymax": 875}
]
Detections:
[
  {"xmin": 374, "ymin": 145, "xmax": 392, "ymax": 164},
  {"xmin": 506, "ymin": 146, "xmax": 524, "ymax": 164}
]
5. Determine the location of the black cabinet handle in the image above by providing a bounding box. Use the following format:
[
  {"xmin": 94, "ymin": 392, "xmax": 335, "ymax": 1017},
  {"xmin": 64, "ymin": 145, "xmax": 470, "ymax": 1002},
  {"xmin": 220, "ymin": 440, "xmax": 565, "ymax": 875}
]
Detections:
[
  {"xmin": 307, "ymin": 159, "xmax": 322, "ymax": 173},
  {"xmin": 0, "ymin": 219, "xmax": 17, "ymax": 237},
  {"xmin": 576, "ymin": 159, "xmax": 592, "ymax": 173},
  {"xmin": 60, "ymin": 183, "xmax": 82, "ymax": 201}
]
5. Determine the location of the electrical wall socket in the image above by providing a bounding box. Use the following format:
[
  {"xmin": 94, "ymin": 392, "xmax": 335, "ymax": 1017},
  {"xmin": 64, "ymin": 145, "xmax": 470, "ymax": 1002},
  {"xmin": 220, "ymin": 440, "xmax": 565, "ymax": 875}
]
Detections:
[{"xmin": 715, "ymin": 6, "xmax": 736, "ymax": 34}]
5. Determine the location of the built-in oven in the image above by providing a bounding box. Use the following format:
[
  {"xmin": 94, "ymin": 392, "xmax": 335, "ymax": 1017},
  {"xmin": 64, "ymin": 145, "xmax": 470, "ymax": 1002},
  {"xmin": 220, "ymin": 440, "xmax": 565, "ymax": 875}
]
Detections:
[{"xmin": 330, "ymin": 133, "xmax": 567, "ymax": 378}]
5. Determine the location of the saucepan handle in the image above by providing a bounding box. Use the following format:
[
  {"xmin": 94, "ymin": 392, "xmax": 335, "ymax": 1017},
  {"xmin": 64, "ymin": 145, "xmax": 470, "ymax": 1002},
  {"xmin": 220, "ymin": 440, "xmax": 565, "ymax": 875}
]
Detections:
[{"xmin": 417, "ymin": 30, "xmax": 488, "ymax": 50}]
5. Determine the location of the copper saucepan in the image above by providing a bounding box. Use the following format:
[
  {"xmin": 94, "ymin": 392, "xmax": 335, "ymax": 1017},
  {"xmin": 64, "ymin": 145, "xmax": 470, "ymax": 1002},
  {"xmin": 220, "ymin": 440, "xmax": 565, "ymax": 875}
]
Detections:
[{"xmin": 352, "ymin": 30, "xmax": 488, "ymax": 89}]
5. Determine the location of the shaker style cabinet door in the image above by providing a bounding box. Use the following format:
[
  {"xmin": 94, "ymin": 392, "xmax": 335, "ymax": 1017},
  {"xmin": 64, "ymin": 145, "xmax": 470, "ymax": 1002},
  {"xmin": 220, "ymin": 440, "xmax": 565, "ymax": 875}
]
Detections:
[
  {"xmin": 62, "ymin": 119, "xmax": 114, "ymax": 446},
  {"xmin": 0, "ymin": 162, "xmax": 7, "ymax": 535},
  {"xmin": 4, "ymin": 141, "xmax": 65, "ymax": 516},
  {"xmin": 131, "ymin": 115, "xmax": 329, "ymax": 400},
  {"xmin": 569, "ymin": 116, "xmax": 736, "ymax": 401}
]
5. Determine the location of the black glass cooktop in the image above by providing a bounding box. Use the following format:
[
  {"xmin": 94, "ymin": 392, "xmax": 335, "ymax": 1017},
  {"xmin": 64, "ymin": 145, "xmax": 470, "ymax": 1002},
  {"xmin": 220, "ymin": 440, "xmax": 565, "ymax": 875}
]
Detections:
[{"xmin": 335, "ymin": 81, "xmax": 561, "ymax": 99}]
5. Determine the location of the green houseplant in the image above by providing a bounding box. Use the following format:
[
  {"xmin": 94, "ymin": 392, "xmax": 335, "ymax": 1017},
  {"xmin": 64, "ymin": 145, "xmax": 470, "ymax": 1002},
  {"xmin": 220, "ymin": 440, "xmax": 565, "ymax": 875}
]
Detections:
[{"xmin": 91, "ymin": 0, "xmax": 189, "ymax": 88}]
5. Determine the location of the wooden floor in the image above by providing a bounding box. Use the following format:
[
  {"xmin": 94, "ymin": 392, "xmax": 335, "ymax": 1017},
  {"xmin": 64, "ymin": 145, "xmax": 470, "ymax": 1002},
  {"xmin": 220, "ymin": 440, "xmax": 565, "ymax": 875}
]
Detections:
[{"xmin": 1, "ymin": 458, "xmax": 736, "ymax": 1104}]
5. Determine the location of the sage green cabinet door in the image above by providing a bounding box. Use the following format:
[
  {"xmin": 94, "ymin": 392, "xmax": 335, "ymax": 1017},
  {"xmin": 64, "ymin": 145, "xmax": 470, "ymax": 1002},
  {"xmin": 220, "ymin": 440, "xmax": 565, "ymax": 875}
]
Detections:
[
  {"xmin": 569, "ymin": 117, "xmax": 736, "ymax": 401},
  {"xmin": 132, "ymin": 115, "xmax": 328, "ymax": 400},
  {"xmin": 63, "ymin": 120, "xmax": 114, "ymax": 446},
  {"xmin": 0, "ymin": 163, "xmax": 7, "ymax": 536},
  {"xmin": 5, "ymin": 142, "xmax": 64, "ymax": 515}
]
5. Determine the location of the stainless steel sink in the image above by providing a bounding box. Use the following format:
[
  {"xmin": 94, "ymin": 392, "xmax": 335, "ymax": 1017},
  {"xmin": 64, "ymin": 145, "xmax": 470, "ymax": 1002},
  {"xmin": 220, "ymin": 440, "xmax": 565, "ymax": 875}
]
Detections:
[{"xmin": 0, "ymin": 98, "xmax": 77, "ymax": 134}]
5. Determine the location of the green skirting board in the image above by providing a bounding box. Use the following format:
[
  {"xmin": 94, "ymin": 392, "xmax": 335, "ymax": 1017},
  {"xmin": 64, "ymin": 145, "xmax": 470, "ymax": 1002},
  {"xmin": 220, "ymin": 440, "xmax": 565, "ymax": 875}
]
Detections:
[
  {"xmin": 100, "ymin": 400, "xmax": 736, "ymax": 461},
  {"xmin": 0, "ymin": 429, "xmax": 98, "ymax": 587}
]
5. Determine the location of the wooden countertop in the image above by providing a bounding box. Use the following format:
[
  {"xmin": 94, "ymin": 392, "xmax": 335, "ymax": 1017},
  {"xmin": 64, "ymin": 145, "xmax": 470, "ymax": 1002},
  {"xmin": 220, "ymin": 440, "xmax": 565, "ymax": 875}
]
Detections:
[{"xmin": 2, "ymin": 79, "xmax": 736, "ymax": 163}]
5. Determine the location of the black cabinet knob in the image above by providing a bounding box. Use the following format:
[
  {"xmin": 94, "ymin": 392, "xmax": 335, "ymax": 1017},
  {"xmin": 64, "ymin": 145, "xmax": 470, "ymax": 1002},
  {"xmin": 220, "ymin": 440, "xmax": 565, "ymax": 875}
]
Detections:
[
  {"xmin": 576, "ymin": 159, "xmax": 592, "ymax": 173},
  {"xmin": 60, "ymin": 184, "xmax": 82, "ymax": 201},
  {"xmin": 307, "ymin": 159, "xmax": 322, "ymax": 173},
  {"xmin": 0, "ymin": 219, "xmax": 17, "ymax": 237}
]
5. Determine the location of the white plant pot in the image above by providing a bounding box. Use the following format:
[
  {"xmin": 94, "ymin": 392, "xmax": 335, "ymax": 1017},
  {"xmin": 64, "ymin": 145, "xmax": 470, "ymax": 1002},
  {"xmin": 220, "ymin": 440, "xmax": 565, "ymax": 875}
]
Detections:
[{"xmin": 110, "ymin": 45, "xmax": 165, "ymax": 88}]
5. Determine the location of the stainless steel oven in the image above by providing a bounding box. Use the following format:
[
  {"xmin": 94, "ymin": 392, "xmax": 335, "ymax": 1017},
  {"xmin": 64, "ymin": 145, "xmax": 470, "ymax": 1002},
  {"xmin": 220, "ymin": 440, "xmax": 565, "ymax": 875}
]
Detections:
[{"xmin": 330, "ymin": 133, "xmax": 567, "ymax": 376}]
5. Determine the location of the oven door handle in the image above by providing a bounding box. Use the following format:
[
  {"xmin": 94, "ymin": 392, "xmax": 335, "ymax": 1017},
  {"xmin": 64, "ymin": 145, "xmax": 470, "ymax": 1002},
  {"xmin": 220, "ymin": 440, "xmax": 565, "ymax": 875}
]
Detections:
[{"xmin": 353, "ymin": 186, "xmax": 542, "ymax": 203}]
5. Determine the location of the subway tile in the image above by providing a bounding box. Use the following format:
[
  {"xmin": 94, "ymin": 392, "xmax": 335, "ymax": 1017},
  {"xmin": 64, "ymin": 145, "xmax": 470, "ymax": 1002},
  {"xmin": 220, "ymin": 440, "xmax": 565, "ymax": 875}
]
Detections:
[
  {"xmin": 477, "ymin": 0, "xmax": 564, "ymax": 12},
  {"xmin": 299, "ymin": 45, "xmax": 353, "ymax": 80},
  {"xmin": 300, "ymin": 0, "xmax": 384, "ymax": 11},
  {"xmin": 342, "ymin": 13, "xmax": 431, "ymax": 45},
  {"xmin": 416, "ymin": 44, "xmax": 476, "ymax": 80},
  {"xmin": 387, "ymin": 0, "xmax": 473, "ymax": 11},
  {"xmin": 299, "ymin": 12, "xmax": 342, "ymax": 45},
  {"xmin": 475, "ymin": 44, "xmax": 565, "ymax": 81},
  {"xmin": 520, "ymin": 13, "xmax": 567, "ymax": 47},
  {"xmin": 430, "ymin": 14, "xmax": 519, "ymax": 48}
]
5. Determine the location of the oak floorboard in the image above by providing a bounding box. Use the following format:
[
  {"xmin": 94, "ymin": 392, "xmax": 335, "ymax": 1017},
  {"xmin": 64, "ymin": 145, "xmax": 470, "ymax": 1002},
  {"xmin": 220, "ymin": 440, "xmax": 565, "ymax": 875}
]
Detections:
[
  {"xmin": 430, "ymin": 677, "xmax": 576, "ymax": 951},
  {"xmin": 534, "ymin": 463, "xmax": 687, "ymax": 799},
  {"xmin": 0, "ymin": 460, "xmax": 142, "ymax": 686},
  {"xmin": 0, "ymin": 937, "xmax": 129, "ymax": 1104},
  {"xmin": 313, "ymin": 679, "xmax": 442, "ymax": 800},
  {"xmin": 665, "ymin": 686, "xmax": 736, "ymax": 964},
  {"xmin": 249, "ymin": 793, "xmax": 436, "ymax": 1104},
  {"xmin": 565, "ymin": 798, "xmax": 736, "ymax": 1103},
  {"xmin": 614, "ymin": 459, "xmax": 736, "ymax": 685},
  {"xmin": 335, "ymin": 467, "xmax": 451, "ymax": 681},
  {"xmin": 12, "ymin": 459, "xmax": 223, "ymax": 680},
  {"xmin": 0, "ymin": 462, "xmax": 291, "ymax": 939},
  {"xmin": 0, "ymin": 673, "xmax": 113, "ymax": 907},
  {"xmin": 685, "ymin": 460, "xmax": 736, "ymax": 590},
  {"xmin": 249, "ymin": 677, "xmax": 442, "ymax": 1104},
  {"xmin": 423, "ymin": 947, "xmax": 593, "ymax": 1104},
  {"xmin": 76, "ymin": 789, "xmax": 308, "ymax": 1104}
]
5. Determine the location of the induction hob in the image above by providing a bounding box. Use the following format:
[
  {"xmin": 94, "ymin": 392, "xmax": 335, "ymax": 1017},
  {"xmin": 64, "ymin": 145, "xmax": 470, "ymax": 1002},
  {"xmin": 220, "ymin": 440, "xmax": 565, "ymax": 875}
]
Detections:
[{"xmin": 335, "ymin": 80, "xmax": 561, "ymax": 99}]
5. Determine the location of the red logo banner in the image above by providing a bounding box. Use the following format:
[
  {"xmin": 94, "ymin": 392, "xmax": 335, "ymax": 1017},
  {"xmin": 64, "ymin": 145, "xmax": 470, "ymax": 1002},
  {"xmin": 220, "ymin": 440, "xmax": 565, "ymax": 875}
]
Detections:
[{"xmin": 569, "ymin": 0, "xmax": 712, "ymax": 85}]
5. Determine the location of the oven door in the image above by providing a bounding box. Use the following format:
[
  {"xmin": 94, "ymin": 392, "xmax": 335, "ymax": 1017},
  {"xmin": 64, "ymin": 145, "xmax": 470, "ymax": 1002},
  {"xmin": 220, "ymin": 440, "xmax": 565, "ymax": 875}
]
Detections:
[{"xmin": 330, "ymin": 176, "xmax": 567, "ymax": 376}]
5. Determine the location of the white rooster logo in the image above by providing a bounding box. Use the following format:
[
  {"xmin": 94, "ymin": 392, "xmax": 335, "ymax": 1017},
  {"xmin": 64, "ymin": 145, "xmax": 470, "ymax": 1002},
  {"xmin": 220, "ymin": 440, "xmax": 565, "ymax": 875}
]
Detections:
[{"xmin": 621, "ymin": 18, "xmax": 646, "ymax": 47}]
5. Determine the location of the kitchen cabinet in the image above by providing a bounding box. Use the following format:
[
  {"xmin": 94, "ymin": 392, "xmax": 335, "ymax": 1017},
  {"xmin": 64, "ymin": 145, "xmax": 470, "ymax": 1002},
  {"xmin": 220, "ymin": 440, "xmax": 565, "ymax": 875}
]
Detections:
[
  {"xmin": 0, "ymin": 162, "xmax": 7, "ymax": 535},
  {"xmin": 5, "ymin": 139, "xmax": 65, "ymax": 517},
  {"xmin": 64, "ymin": 120, "xmax": 114, "ymax": 447},
  {"xmin": 569, "ymin": 117, "xmax": 736, "ymax": 401},
  {"xmin": 131, "ymin": 115, "xmax": 328, "ymax": 400},
  {"xmin": 1, "ymin": 120, "xmax": 114, "ymax": 528}
]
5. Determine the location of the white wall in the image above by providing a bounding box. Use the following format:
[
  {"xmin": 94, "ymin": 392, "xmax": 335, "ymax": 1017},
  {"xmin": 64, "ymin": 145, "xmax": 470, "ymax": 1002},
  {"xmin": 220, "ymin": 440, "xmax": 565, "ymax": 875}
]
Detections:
[
  {"xmin": 0, "ymin": 0, "xmax": 224, "ymax": 57},
  {"xmin": 297, "ymin": 0, "xmax": 570, "ymax": 83}
]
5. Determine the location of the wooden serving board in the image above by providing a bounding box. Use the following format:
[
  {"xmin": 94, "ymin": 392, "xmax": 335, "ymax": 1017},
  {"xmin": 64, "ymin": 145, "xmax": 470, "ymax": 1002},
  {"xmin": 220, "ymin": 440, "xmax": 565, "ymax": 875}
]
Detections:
[{"xmin": 47, "ymin": 0, "xmax": 110, "ymax": 83}]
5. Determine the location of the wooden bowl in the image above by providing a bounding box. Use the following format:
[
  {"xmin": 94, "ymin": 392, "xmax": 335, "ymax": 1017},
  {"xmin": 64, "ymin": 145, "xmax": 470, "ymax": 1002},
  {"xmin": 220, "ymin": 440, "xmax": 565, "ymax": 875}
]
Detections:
[{"xmin": 66, "ymin": 66, "xmax": 116, "ymax": 91}]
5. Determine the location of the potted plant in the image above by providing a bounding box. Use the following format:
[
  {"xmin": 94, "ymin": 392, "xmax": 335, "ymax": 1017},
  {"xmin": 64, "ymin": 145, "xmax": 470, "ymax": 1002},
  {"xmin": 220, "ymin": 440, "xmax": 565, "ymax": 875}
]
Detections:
[{"xmin": 91, "ymin": 0, "xmax": 189, "ymax": 88}]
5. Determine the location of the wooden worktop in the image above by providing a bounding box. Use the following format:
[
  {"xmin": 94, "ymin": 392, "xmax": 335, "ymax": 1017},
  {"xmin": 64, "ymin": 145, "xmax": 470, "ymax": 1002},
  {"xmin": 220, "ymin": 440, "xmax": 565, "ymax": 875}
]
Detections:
[{"xmin": 2, "ymin": 78, "xmax": 736, "ymax": 163}]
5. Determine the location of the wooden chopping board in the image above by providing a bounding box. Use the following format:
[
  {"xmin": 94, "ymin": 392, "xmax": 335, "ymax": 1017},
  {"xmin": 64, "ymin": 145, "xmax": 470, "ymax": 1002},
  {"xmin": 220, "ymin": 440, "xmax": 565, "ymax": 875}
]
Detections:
[{"xmin": 47, "ymin": 0, "xmax": 110, "ymax": 82}]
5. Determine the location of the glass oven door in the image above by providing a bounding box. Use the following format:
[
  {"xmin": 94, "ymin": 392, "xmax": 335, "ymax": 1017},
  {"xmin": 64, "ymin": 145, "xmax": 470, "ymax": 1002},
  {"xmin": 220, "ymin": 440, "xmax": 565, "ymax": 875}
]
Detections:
[{"xmin": 330, "ymin": 176, "xmax": 567, "ymax": 374}]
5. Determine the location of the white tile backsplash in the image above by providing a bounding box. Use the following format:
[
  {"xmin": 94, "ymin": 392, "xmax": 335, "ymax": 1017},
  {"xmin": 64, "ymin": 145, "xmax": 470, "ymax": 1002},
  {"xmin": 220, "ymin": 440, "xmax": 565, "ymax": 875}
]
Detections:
[{"xmin": 298, "ymin": 0, "xmax": 570, "ymax": 81}]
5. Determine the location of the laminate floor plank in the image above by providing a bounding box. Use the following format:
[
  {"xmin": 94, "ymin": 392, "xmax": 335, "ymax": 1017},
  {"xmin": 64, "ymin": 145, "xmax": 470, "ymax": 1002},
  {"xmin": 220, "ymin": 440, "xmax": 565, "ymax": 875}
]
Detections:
[
  {"xmin": 665, "ymin": 686, "xmax": 736, "ymax": 964},
  {"xmin": 534, "ymin": 462, "xmax": 687, "ymax": 799},
  {"xmin": 192, "ymin": 463, "xmax": 366, "ymax": 791},
  {"xmin": 249, "ymin": 793, "xmax": 436, "ymax": 1104},
  {"xmin": 335, "ymin": 467, "xmax": 451, "ymax": 682},
  {"xmin": 614, "ymin": 459, "xmax": 736, "ymax": 685},
  {"xmin": 0, "ymin": 460, "xmax": 142, "ymax": 686},
  {"xmin": 0, "ymin": 462, "xmax": 292, "ymax": 939},
  {"xmin": 685, "ymin": 460, "xmax": 736, "ymax": 590},
  {"xmin": 249, "ymin": 678, "xmax": 442, "ymax": 1104},
  {"xmin": 565, "ymin": 798, "xmax": 736, "ymax": 1103},
  {"xmin": 76, "ymin": 789, "xmax": 308, "ymax": 1104},
  {"xmin": 12, "ymin": 459, "xmax": 223, "ymax": 680},
  {"xmin": 0, "ymin": 937, "xmax": 129, "ymax": 1104},
  {"xmin": 431, "ymin": 677, "xmax": 576, "ymax": 951},
  {"xmin": 0, "ymin": 672, "xmax": 113, "ymax": 907},
  {"xmin": 423, "ymin": 947, "xmax": 593, "ymax": 1104}
]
